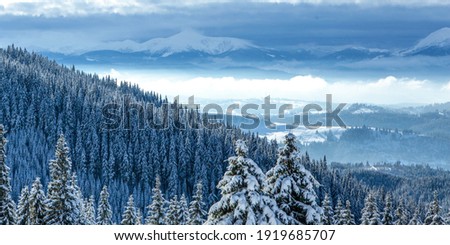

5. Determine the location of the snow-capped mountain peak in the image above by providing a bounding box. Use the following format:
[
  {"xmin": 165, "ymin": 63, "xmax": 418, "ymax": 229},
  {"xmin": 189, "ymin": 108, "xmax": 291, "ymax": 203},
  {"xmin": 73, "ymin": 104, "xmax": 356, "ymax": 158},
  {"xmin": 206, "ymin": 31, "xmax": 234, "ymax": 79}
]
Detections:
[
  {"xmin": 415, "ymin": 27, "xmax": 450, "ymax": 48},
  {"xmin": 142, "ymin": 30, "xmax": 255, "ymax": 56},
  {"xmin": 96, "ymin": 30, "xmax": 255, "ymax": 57}
]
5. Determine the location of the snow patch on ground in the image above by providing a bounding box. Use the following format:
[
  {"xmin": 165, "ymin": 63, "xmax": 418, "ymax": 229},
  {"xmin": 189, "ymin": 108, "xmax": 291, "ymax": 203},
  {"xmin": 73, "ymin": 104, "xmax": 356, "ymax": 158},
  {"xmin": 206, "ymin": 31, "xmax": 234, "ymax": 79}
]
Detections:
[{"xmin": 352, "ymin": 108, "xmax": 377, "ymax": 114}]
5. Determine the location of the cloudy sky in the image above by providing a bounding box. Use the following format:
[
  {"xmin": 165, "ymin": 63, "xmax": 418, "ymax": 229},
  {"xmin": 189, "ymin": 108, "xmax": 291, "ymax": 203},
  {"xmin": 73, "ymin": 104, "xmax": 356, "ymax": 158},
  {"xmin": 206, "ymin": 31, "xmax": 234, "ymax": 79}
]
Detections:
[
  {"xmin": 1, "ymin": 1, "xmax": 450, "ymax": 104},
  {"xmin": 2, "ymin": 1, "xmax": 450, "ymax": 17},
  {"xmin": 2, "ymin": 0, "xmax": 450, "ymax": 51}
]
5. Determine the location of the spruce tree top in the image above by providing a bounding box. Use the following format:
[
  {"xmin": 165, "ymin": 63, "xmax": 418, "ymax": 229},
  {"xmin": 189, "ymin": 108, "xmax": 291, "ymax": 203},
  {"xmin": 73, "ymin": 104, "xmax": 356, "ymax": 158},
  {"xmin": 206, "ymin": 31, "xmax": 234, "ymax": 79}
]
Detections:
[
  {"xmin": 235, "ymin": 140, "xmax": 248, "ymax": 157},
  {"xmin": 121, "ymin": 195, "xmax": 136, "ymax": 225},
  {"xmin": 45, "ymin": 134, "xmax": 80, "ymax": 225},
  {"xmin": 188, "ymin": 181, "xmax": 206, "ymax": 225},
  {"xmin": 146, "ymin": 176, "xmax": 165, "ymax": 225},
  {"xmin": 272, "ymin": 133, "xmax": 314, "ymax": 177},
  {"xmin": 154, "ymin": 175, "xmax": 162, "ymax": 190},
  {"xmin": 50, "ymin": 134, "xmax": 72, "ymax": 183},
  {"xmin": 97, "ymin": 185, "xmax": 113, "ymax": 225},
  {"xmin": 279, "ymin": 133, "xmax": 298, "ymax": 163},
  {"xmin": 360, "ymin": 192, "xmax": 381, "ymax": 225},
  {"xmin": 285, "ymin": 132, "xmax": 296, "ymax": 142}
]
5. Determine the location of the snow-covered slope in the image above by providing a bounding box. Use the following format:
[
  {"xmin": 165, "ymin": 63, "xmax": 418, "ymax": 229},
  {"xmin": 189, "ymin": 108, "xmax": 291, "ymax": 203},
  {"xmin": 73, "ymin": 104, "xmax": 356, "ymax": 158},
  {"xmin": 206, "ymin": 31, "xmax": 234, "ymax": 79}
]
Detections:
[
  {"xmin": 415, "ymin": 28, "xmax": 450, "ymax": 49},
  {"xmin": 98, "ymin": 30, "xmax": 255, "ymax": 57},
  {"xmin": 404, "ymin": 27, "xmax": 450, "ymax": 56}
]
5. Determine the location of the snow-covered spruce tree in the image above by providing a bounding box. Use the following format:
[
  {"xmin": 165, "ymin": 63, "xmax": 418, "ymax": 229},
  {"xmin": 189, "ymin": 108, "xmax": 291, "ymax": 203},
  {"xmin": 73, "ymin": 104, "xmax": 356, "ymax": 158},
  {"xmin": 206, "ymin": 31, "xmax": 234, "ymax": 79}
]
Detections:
[
  {"xmin": 71, "ymin": 174, "xmax": 84, "ymax": 224},
  {"xmin": 97, "ymin": 186, "xmax": 113, "ymax": 225},
  {"xmin": 179, "ymin": 194, "xmax": 189, "ymax": 225},
  {"xmin": 17, "ymin": 186, "xmax": 31, "ymax": 225},
  {"xmin": 135, "ymin": 208, "xmax": 143, "ymax": 225},
  {"xmin": 188, "ymin": 181, "xmax": 207, "ymax": 225},
  {"xmin": 45, "ymin": 135, "xmax": 81, "ymax": 225},
  {"xmin": 78, "ymin": 198, "xmax": 87, "ymax": 225},
  {"xmin": 340, "ymin": 200, "xmax": 356, "ymax": 225},
  {"xmin": 424, "ymin": 191, "xmax": 445, "ymax": 225},
  {"xmin": 408, "ymin": 208, "xmax": 423, "ymax": 225},
  {"xmin": 360, "ymin": 192, "xmax": 381, "ymax": 225},
  {"xmin": 146, "ymin": 176, "xmax": 166, "ymax": 225},
  {"xmin": 84, "ymin": 196, "xmax": 96, "ymax": 225},
  {"xmin": 333, "ymin": 198, "xmax": 343, "ymax": 225},
  {"xmin": 207, "ymin": 140, "xmax": 288, "ymax": 225},
  {"xmin": 393, "ymin": 199, "xmax": 409, "ymax": 225},
  {"xmin": 265, "ymin": 133, "xmax": 322, "ymax": 225},
  {"xmin": 381, "ymin": 194, "xmax": 394, "ymax": 225},
  {"xmin": 165, "ymin": 195, "xmax": 180, "ymax": 225},
  {"xmin": 121, "ymin": 195, "xmax": 137, "ymax": 225},
  {"xmin": 321, "ymin": 193, "xmax": 334, "ymax": 225},
  {"xmin": 0, "ymin": 125, "xmax": 17, "ymax": 225},
  {"xmin": 29, "ymin": 178, "xmax": 46, "ymax": 225}
]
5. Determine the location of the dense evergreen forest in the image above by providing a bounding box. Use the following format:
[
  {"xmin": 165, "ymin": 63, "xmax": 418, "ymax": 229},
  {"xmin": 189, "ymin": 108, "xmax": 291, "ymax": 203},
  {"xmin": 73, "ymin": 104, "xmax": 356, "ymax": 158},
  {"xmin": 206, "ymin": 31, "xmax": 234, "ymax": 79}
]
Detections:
[{"xmin": 1, "ymin": 46, "xmax": 450, "ymax": 225}]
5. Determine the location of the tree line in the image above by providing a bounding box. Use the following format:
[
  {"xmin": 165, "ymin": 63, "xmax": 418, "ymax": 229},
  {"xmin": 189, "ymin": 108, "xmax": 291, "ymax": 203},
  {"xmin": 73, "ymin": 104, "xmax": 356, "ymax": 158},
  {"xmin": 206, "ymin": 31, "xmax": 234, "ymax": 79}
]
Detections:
[{"xmin": 2, "ymin": 126, "xmax": 450, "ymax": 225}]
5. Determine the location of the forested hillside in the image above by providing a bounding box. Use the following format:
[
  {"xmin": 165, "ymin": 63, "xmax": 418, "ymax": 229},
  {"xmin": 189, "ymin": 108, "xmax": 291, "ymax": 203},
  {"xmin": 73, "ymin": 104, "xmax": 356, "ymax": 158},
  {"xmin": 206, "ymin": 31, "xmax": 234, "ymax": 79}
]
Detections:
[
  {"xmin": 0, "ymin": 46, "xmax": 277, "ymax": 222},
  {"xmin": 1, "ymin": 46, "xmax": 450, "ymax": 225}
]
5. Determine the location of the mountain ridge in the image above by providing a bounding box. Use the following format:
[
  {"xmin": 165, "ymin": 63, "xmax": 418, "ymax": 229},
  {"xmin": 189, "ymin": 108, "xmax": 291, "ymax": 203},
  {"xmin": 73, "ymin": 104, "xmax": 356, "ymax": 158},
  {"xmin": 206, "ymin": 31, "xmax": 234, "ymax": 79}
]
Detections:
[
  {"xmin": 403, "ymin": 27, "xmax": 450, "ymax": 56},
  {"xmin": 69, "ymin": 27, "xmax": 450, "ymax": 59},
  {"xmin": 86, "ymin": 30, "xmax": 256, "ymax": 57}
]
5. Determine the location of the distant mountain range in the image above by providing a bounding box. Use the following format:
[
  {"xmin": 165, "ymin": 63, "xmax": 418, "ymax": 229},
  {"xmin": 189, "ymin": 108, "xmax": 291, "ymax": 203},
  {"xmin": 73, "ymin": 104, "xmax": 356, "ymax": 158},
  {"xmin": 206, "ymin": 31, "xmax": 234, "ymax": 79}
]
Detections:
[
  {"xmin": 95, "ymin": 30, "xmax": 256, "ymax": 57},
  {"xmin": 43, "ymin": 28, "xmax": 450, "ymax": 64}
]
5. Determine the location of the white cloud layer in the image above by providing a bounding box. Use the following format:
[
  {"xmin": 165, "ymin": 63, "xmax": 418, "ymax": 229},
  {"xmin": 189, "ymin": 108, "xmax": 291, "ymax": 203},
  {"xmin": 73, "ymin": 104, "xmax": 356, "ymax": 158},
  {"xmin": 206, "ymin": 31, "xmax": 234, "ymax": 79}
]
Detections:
[
  {"xmin": 1, "ymin": 0, "xmax": 450, "ymax": 16},
  {"xmin": 102, "ymin": 69, "xmax": 450, "ymax": 104},
  {"xmin": 443, "ymin": 81, "xmax": 450, "ymax": 91}
]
